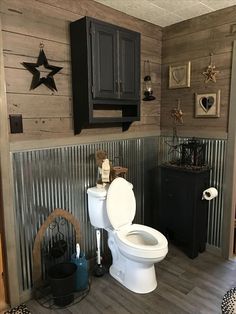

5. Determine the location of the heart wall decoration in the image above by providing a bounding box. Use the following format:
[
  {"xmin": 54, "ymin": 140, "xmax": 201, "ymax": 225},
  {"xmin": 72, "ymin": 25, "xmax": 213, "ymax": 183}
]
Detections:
[
  {"xmin": 199, "ymin": 96, "xmax": 215, "ymax": 112},
  {"xmin": 169, "ymin": 61, "xmax": 191, "ymax": 89},
  {"xmin": 195, "ymin": 90, "xmax": 221, "ymax": 118}
]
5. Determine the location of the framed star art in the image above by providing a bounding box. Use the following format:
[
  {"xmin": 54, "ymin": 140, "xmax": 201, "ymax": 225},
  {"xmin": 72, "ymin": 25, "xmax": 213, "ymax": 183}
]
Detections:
[{"xmin": 22, "ymin": 43, "xmax": 62, "ymax": 92}]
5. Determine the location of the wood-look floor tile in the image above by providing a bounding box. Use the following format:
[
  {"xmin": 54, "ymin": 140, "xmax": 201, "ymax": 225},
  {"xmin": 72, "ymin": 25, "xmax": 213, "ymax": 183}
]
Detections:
[{"xmin": 26, "ymin": 245, "xmax": 236, "ymax": 314}]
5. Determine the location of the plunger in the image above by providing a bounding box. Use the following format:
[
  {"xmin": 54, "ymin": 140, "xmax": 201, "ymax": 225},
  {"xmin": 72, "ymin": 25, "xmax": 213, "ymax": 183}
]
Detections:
[{"xmin": 94, "ymin": 229, "xmax": 106, "ymax": 277}]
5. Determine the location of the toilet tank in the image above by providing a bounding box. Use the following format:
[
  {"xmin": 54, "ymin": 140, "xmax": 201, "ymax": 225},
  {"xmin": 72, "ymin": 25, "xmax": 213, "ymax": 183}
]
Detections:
[{"xmin": 87, "ymin": 186, "xmax": 111, "ymax": 228}]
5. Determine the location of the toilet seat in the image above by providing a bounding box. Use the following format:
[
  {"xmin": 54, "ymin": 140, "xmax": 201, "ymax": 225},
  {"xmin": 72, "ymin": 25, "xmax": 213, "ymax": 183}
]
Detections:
[
  {"xmin": 106, "ymin": 178, "xmax": 168, "ymax": 260},
  {"xmin": 106, "ymin": 177, "xmax": 136, "ymax": 230},
  {"xmin": 116, "ymin": 224, "xmax": 168, "ymax": 259}
]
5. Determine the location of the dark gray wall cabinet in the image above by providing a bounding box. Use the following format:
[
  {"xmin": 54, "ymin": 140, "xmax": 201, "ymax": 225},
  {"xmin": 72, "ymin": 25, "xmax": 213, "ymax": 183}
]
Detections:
[
  {"xmin": 160, "ymin": 165, "xmax": 210, "ymax": 258},
  {"xmin": 70, "ymin": 17, "xmax": 141, "ymax": 134}
]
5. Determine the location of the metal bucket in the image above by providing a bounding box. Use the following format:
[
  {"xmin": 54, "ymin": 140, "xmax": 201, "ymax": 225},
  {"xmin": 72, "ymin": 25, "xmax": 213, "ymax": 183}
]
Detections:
[{"xmin": 48, "ymin": 262, "xmax": 77, "ymax": 307}]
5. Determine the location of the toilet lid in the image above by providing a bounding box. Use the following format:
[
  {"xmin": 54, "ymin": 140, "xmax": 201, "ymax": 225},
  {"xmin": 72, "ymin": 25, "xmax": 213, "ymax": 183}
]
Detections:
[{"xmin": 106, "ymin": 177, "xmax": 136, "ymax": 230}]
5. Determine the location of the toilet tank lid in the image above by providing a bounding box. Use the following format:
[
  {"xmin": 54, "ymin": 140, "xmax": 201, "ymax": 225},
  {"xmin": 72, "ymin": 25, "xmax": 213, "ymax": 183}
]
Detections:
[
  {"xmin": 106, "ymin": 177, "xmax": 136, "ymax": 230},
  {"xmin": 87, "ymin": 186, "xmax": 107, "ymax": 198}
]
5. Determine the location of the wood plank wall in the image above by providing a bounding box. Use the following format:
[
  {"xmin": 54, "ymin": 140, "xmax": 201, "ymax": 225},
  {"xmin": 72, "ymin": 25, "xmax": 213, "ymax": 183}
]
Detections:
[
  {"xmin": 161, "ymin": 6, "xmax": 236, "ymax": 139},
  {"xmin": 0, "ymin": 0, "xmax": 162, "ymax": 143},
  {"xmin": 0, "ymin": 233, "xmax": 6, "ymax": 311}
]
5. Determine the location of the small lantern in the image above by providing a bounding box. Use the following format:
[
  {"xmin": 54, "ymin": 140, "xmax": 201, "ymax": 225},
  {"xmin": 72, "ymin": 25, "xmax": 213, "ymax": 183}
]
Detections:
[{"xmin": 143, "ymin": 60, "xmax": 155, "ymax": 101}]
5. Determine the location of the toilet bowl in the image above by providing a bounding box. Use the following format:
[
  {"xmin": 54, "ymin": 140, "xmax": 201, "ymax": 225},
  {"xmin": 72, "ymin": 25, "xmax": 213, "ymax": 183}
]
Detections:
[
  {"xmin": 87, "ymin": 177, "xmax": 168, "ymax": 294},
  {"xmin": 115, "ymin": 223, "xmax": 168, "ymax": 261}
]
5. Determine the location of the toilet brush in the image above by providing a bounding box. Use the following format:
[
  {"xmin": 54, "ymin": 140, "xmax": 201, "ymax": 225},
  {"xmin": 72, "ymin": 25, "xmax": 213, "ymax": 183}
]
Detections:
[
  {"xmin": 76, "ymin": 243, "xmax": 80, "ymax": 259},
  {"xmin": 94, "ymin": 229, "xmax": 106, "ymax": 277}
]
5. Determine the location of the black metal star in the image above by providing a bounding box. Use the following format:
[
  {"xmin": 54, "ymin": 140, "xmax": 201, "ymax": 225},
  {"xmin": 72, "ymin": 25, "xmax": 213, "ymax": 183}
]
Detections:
[
  {"xmin": 22, "ymin": 49, "xmax": 62, "ymax": 92},
  {"xmin": 165, "ymin": 139, "xmax": 182, "ymax": 157}
]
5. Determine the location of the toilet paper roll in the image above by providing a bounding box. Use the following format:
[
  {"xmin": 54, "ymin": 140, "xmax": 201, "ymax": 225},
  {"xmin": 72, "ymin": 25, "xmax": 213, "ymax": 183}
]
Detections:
[{"xmin": 202, "ymin": 187, "xmax": 218, "ymax": 200}]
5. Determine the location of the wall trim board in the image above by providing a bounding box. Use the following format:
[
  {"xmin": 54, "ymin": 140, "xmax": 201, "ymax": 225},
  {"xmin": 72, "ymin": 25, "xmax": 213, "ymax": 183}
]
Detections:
[
  {"xmin": 9, "ymin": 129, "xmax": 161, "ymax": 152},
  {"xmin": 161, "ymin": 129, "xmax": 228, "ymax": 140},
  {"xmin": 0, "ymin": 17, "xmax": 20, "ymax": 306},
  {"xmin": 222, "ymin": 40, "xmax": 236, "ymax": 259},
  {"xmin": 0, "ymin": 234, "xmax": 7, "ymax": 311}
]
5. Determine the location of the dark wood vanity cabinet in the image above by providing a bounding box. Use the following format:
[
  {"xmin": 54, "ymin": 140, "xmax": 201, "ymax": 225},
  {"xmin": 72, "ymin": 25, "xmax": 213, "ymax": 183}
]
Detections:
[
  {"xmin": 70, "ymin": 17, "xmax": 140, "ymax": 134},
  {"xmin": 160, "ymin": 165, "xmax": 210, "ymax": 258}
]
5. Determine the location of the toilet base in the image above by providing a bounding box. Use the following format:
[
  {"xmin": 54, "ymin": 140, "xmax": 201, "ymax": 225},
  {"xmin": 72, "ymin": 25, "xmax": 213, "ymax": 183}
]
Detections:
[{"xmin": 109, "ymin": 259, "xmax": 157, "ymax": 294}]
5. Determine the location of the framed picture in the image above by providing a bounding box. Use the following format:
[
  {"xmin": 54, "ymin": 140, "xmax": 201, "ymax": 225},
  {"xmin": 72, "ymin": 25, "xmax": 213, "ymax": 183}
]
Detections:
[
  {"xmin": 169, "ymin": 61, "xmax": 191, "ymax": 89},
  {"xmin": 195, "ymin": 90, "xmax": 221, "ymax": 118}
]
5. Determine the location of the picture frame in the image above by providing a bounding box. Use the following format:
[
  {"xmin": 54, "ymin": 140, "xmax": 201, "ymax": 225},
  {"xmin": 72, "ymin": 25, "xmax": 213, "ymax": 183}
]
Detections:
[
  {"xmin": 169, "ymin": 61, "xmax": 191, "ymax": 89},
  {"xmin": 195, "ymin": 90, "xmax": 221, "ymax": 118}
]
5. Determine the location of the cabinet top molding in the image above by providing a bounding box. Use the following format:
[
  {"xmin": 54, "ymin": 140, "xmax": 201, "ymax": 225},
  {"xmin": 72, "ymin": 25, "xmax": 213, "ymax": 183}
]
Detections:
[{"xmin": 72, "ymin": 16, "xmax": 141, "ymax": 36}]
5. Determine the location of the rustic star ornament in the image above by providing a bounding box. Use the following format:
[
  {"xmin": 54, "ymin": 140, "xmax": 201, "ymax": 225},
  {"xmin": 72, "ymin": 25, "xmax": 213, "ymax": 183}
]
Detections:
[
  {"xmin": 166, "ymin": 140, "xmax": 182, "ymax": 156},
  {"xmin": 170, "ymin": 99, "xmax": 184, "ymax": 125},
  {"xmin": 164, "ymin": 99, "xmax": 184, "ymax": 161},
  {"xmin": 22, "ymin": 47, "xmax": 62, "ymax": 91},
  {"xmin": 202, "ymin": 53, "xmax": 219, "ymax": 83}
]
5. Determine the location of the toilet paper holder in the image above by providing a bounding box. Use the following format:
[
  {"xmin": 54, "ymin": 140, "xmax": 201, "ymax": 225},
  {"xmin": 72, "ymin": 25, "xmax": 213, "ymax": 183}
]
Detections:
[{"xmin": 202, "ymin": 187, "xmax": 218, "ymax": 200}]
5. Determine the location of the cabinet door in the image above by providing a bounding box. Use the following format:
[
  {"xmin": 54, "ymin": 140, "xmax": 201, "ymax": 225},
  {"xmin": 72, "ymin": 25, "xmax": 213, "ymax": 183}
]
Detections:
[
  {"xmin": 119, "ymin": 31, "xmax": 140, "ymax": 100},
  {"xmin": 91, "ymin": 22, "xmax": 118, "ymax": 100},
  {"xmin": 161, "ymin": 171, "xmax": 194, "ymax": 241}
]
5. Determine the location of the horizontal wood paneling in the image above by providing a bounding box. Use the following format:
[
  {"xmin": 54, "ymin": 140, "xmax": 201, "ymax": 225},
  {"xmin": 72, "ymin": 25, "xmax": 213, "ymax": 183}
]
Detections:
[
  {"xmin": 141, "ymin": 36, "xmax": 161, "ymax": 64},
  {"xmin": 1, "ymin": 0, "xmax": 162, "ymax": 143},
  {"xmin": 37, "ymin": 0, "xmax": 162, "ymax": 40},
  {"xmin": 163, "ymin": 24, "xmax": 236, "ymax": 63},
  {"xmin": 164, "ymin": 5, "xmax": 236, "ymax": 40},
  {"xmin": 1, "ymin": 0, "xmax": 78, "ymax": 43},
  {"xmin": 5, "ymin": 68, "xmax": 70, "ymax": 95},
  {"xmin": 161, "ymin": 6, "xmax": 235, "ymax": 137},
  {"xmin": 3, "ymin": 32, "xmax": 71, "ymax": 75},
  {"xmin": 8, "ymin": 94, "xmax": 72, "ymax": 118}
]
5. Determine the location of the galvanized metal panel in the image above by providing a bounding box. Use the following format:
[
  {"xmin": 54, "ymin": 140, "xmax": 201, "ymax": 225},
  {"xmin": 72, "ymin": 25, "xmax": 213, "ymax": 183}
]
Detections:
[
  {"xmin": 12, "ymin": 137, "xmax": 158, "ymax": 292},
  {"xmin": 12, "ymin": 135, "xmax": 226, "ymax": 293}
]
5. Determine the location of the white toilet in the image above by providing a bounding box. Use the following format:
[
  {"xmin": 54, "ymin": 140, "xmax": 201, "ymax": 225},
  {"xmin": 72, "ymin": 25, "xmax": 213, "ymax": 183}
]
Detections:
[{"xmin": 87, "ymin": 177, "xmax": 168, "ymax": 294}]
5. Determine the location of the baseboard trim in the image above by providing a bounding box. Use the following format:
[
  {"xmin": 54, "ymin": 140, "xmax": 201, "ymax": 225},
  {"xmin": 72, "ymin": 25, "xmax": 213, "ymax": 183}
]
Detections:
[
  {"xmin": 206, "ymin": 244, "xmax": 222, "ymax": 257},
  {"xmin": 19, "ymin": 290, "xmax": 33, "ymax": 305}
]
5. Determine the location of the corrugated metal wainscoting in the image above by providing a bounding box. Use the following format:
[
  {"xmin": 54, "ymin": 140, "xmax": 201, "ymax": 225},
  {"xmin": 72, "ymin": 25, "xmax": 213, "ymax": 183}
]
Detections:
[
  {"xmin": 11, "ymin": 135, "xmax": 227, "ymax": 294},
  {"xmin": 12, "ymin": 137, "xmax": 159, "ymax": 292},
  {"xmin": 158, "ymin": 136, "xmax": 227, "ymax": 249}
]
